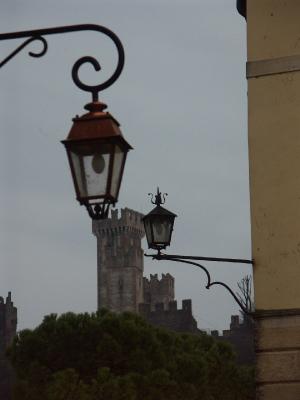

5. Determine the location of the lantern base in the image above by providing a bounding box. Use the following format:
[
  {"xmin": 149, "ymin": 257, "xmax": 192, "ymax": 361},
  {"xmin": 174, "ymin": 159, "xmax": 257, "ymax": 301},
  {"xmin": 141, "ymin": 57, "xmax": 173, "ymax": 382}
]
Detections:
[{"xmin": 84, "ymin": 201, "xmax": 111, "ymax": 220}]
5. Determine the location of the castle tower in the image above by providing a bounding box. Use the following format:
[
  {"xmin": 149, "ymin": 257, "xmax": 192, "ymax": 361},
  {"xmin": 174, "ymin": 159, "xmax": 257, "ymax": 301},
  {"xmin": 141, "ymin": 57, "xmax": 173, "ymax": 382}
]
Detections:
[
  {"xmin": 0, "ymin": 292, "xmax": 17, "ymax": 400},
  {"xmin": 0, "ymin": 292, "xmax": 17, "ymax": 350},
  {"xmin": 92, "ymin": 208, "xmax": 145, "ymax": 313},
  {"xmin": 143, "ymin": 273, "xmax": 175, "ymax": 310}
]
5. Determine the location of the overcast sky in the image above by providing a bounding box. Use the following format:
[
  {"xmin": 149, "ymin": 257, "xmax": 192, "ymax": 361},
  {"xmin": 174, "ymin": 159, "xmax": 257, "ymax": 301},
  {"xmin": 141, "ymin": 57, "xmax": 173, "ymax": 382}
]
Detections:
[{"xmin": 0, "ymin": 0, "xmax": 251, "ymax": 332}]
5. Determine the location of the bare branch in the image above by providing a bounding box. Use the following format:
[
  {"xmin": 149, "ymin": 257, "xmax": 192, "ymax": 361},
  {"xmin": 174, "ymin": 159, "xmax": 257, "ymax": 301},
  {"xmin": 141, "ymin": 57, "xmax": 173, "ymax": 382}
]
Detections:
[{"xmin": 236, "ymin": 275, "xmax": 254, "ymax": 313}]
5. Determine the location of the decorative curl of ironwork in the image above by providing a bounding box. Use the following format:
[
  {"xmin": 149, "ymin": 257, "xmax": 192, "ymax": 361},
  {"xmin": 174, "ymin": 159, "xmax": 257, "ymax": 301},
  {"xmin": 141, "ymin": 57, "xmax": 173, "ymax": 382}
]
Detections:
[
  {"xmin": 0, "ymin": 35, "xmax": 48, "ymax": 68},
  {"xmin": 145, "ymin": 252, "xmax": 254, "ymax": 315},
  {"xmin": 0, "ymin": 24, "xmax": 125, "ymax": 100},
  {"xmin": 148, "ymin": 187, "xmax": 168, "ymax": 206}
]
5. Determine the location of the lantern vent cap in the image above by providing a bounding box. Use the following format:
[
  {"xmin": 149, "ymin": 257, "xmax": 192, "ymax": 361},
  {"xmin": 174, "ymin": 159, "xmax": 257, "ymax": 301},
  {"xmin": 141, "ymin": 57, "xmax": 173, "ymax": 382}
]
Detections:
[
  {"xmin": 142, "ymin": 205, "xmax": 177, "ymax": 220},
  {"xmin": 142, "ymin": 187, "xmax": 177, "ymax": 220}
]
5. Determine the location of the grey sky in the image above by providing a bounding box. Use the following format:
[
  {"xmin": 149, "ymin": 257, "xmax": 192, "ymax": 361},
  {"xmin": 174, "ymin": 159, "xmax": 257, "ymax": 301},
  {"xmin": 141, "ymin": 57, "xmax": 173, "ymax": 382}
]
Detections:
[{"xmin": 0, "ymin": 0, "xmax": 251, "ymax": 332}]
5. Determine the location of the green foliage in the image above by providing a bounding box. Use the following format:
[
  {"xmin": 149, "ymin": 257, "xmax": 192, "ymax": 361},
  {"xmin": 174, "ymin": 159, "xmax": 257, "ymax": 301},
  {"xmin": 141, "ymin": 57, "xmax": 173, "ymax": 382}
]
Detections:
[{"xmin": 8, "ymin": 310, "xmax": 254, "ymax": 400}]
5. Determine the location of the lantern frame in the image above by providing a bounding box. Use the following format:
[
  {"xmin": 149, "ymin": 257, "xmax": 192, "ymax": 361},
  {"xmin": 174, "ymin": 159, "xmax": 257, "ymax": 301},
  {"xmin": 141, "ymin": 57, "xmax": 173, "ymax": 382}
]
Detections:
[
  {"xmin": 62, "ymin": 101, "xmax": 132, "ymax": 219},
  {"xmin": 142, "ymin": 188, "xmax": 177, "ymax": 251}
]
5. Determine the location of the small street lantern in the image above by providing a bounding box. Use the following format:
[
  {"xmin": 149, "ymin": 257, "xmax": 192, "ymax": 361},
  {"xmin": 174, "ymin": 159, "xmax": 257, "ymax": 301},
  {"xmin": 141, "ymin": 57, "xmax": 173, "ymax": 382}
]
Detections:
[
  {"xmin": 62, "ymin": 100, "xmax": 132, "ymax": 219},
  {"xmin": 142, "ymin": 188, "xmax": 177, "ymax": 251}
]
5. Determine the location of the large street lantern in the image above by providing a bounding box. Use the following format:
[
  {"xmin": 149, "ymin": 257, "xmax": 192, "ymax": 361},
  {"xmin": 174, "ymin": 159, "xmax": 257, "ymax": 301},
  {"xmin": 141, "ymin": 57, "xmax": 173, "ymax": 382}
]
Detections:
[
  {"xmin": 142, "ymin": 188, "xmax": 177, "ymax": 251},
  {"xmin": 62, "ymin": 100, "xmax": 132, "ymax": 219},
  {"xmin": 0, "ymin": 24, "xmax": 132, "ymax": 220}
]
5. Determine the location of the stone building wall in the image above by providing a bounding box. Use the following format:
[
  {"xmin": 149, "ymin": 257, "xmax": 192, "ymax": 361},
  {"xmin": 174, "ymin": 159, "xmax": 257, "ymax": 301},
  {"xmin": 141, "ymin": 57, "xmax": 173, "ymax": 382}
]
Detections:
[{"xmin": 0, "ymin": 292, "xmax": 17, "ymax": 400}]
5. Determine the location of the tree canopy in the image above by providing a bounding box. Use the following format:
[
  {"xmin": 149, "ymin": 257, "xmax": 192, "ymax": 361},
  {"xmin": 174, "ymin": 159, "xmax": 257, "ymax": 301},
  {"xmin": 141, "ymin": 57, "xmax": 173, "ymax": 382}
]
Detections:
[{"xmin": 8, "ymin": 310, "xmax": 254, "ymax": 400}]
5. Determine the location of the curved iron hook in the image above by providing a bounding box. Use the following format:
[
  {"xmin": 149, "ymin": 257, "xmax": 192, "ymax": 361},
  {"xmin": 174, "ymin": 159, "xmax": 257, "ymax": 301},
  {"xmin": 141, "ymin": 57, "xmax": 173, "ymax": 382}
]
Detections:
[
  {"xmin": 72, "ymin": 56, "xmax": 101, "ymax": 102},
  {"xmin": 146, "ymin": 253, "xmax": 251, "ymax": 315},
  {"xmin": 0, "ymin": 35, "xmax": 47, "ymax": 68},
  {"xmin": 70, "ymin": 29, "xmax": 124, "ymax": 101},
  {"xmin": 207, "ymin": 281, "xmax": 248, "ymax": 313},
  {"xmin": 0, "ymin": 24, "xmax": 125, "ymax": 100}
]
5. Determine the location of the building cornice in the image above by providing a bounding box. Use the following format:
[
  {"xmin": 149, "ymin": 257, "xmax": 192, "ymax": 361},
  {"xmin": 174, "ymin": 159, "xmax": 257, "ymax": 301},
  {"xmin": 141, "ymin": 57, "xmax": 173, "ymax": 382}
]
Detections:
[{"xmin": 254, "ymin": 308, "xmax": 300, "ymax": 319}]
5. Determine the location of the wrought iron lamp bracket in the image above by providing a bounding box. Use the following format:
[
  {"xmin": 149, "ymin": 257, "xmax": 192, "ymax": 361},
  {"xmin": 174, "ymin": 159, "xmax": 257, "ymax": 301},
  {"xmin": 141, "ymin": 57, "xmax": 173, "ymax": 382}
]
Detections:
[
  {"xmin": 144, "ymin": 252, "xmax": 254, "ymax": 315},
  {"xmin": 0, "ymin": 24, "xmax": 125, "ymax": 101}
]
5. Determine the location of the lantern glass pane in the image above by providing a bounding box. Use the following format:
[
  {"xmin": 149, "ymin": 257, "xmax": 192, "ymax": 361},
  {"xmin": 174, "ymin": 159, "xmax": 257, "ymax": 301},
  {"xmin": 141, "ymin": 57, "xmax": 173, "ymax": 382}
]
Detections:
[
  {"xmin": 70, "ymin": 142, "xmax": 112, "ymax": 199},
  {"xmin": 144, "ymin": 218, "xmax": 153, "ymax": 247},
  {"xmin": 110, "ymin": 145, "xmax": 125, "ymax": 198},
  {"xmin": 152, "ymin": 216, "xmax": 172, "ymax": 245}
]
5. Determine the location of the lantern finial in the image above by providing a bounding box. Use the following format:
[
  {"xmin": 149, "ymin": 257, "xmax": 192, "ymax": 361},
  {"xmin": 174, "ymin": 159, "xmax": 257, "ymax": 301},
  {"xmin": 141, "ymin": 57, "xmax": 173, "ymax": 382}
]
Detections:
[{"xmin": 148, "ymin": 187, "xmax": 168, "ymax": 206}]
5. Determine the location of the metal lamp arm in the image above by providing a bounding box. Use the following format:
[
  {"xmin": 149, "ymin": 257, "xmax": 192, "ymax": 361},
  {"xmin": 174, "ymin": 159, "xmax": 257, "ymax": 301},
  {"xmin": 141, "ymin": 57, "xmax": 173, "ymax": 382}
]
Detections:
[
  {"xmin": 144, "ymin": 252, "xmax": 253, "ymax": 315},
  {"xmin": 0, "ymin": 24, "xmax": 125, "ymax": 101},
  {"xmin": 159, "ymin": 253, "xmax": 253, "ymax": 265}
]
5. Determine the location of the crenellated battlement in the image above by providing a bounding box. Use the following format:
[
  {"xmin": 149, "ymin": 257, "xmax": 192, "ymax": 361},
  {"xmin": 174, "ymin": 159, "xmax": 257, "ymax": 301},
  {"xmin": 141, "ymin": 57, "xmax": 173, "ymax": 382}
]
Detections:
[
  {"xmin": 143, "ymin": 273, "xmax": 175, "ymax": 308},
  {"xmin": 139, "ymin": 299, "xmax": 192, "ymax": 314},
  {"xmin": 210, "ymin": 314, "xmax": 254, "ymax": 365},
  {"xmin": 92, "ymin": 208, "xmax": 145, "ymax": 238},
  {"xmin": 143, "ymin": 273, "xmax": 174, "ymax": 285},
  {"xmin": 210, "ymin": 315, "xmax": 254, "ymax": 338},
  {"xmin": 138, "ymin": 299, "xmax": 198, "ymax": 333}
]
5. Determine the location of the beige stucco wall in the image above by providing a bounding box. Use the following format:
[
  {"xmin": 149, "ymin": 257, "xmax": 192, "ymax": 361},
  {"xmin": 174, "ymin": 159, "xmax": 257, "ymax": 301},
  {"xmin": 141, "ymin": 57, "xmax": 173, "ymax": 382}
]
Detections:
[
  {"xmin": 247, "ymin": 1, "xmax": 300, "ymax": 310},
  {"xmin": 248, "ymin": 1, "xmax": 300, "ymax": 61}
]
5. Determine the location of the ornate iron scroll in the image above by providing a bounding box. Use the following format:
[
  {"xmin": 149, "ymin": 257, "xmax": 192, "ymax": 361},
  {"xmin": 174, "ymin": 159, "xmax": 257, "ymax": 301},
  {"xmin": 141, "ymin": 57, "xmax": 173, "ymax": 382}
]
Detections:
[{"xmin": 0, "ymin": 24, "xmax": 125, "ymax": 101}]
